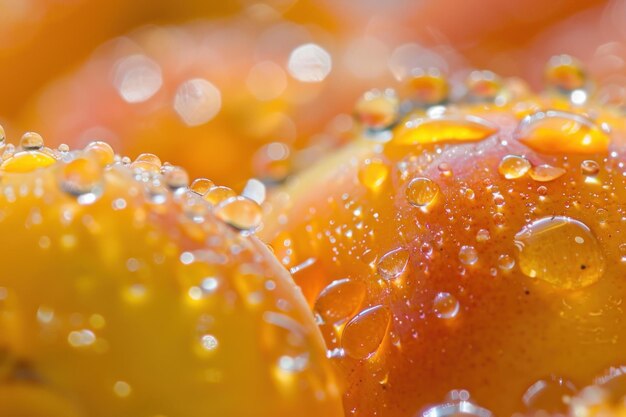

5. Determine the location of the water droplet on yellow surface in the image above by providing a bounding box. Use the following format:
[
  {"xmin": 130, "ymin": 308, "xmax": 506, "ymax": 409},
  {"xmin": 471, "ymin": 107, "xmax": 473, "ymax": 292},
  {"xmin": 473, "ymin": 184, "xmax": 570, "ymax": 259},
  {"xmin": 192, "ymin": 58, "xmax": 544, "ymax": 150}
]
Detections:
[
  {"xmin": 200, "ymin": 334, "xmax": 219, "ymax": 352},
  {"xmin": 314, "ymin": 278, "xmax": 366, "ymax": 325},
  {"xmin": 60, "ymin": 158, "xmax": 103, "ymax": 205},
  {"xmin": 214, "ymin": 196, "xmax": 262, "ymax": 233},
  {"xmin": 342, "ymin": 305, "xmax": 390, "ymax": 359},
  {"xmin": 394, "ymin": 115, "xmax": 498, "ymax": 146},
  {"xmin": 355, "ymin": 89, "xmax": 399, "ymax": 130},
  {"xmin": 515, "ymin": 110, "xmax": 610, "ymax": 154},
  {"xmin": 514, "ymin": 216, "xmax": 605, "ymax": 289},
  {"xmin": 529, "ymin": 164, "xmax": 566, "ymax": 182},
  {"xmin": 252, "ymin": 142, "xmax": 292, "ymax": 183},
  {"xmin": 498, "ymin": 155, "xmax": 531, "ymax": 179},
  {"xmin": 20, "ymin": 132, "xmax": 44, "ymax": 150},
  {"xmin": 358, "ymin": 159, "xmax": 389, "ymax": 192},
  {"xmin": 433, "ymin": 292, "xmax": 460, "ymax": 319},
  {"xmin": 377, "ymin": 248, "xmax": 409, "ymax": 280},
  {"xmin": 403, "ymin": 67, "xmax": 449, "ymax": 106},
  {"xmin": 459, "ymin": 245, "xmax": 478, "ymax": 265},
  {"xmin": 135, "ymin": 153, "xmax": 162, "ymax": 168},
  {"xmin": 406, "ymin": 177, "xmax": 439, "ymax": 207},
  {"xmin": 190, "ymin": 178, "xmax": 214, "ymax": 196}
]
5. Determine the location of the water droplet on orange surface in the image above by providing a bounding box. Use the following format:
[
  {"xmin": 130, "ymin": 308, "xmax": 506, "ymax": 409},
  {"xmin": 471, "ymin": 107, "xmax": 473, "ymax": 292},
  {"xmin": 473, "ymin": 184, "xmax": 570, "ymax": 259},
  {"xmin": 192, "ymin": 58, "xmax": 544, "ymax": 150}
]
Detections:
[
  {"xmin": 190, "ymin": 178, "xmax": 214, "ymax": 196},
  {"xmin": 314, "ymin": 278, "xmax": 366, "ymax": 325},
  {"xmin": 514, "ymin": 216, "xmax": 605, "ymax": 289},
  {"xmin": 204, "ymin": 186, "xmax": 236, "ymax": 205},
  {"xmin": 497, "ymin": 254, "xmax": 515, "ymax": 271},
  {"xmin": 214, "ymin": 196, "xmax": 262, "ymax": 233},
  {"xmin": 498, "ymin": 155, "xmax": 531, "ymax": 179},
  {"xmin": 529, "ymin": 164, "xmax": 566, "ymax": 182},
  {"xmin": 476, "ymin": 229, "xmax": 491, "ymax": 242},
  {"xmin": 433, "ymin": 292, "xmax": 460, "ymax": 319},
  {"xmin": 403, "ymin": 67, "xmax": 449, "ymax": 106},
  {"xmin": 60, "ymin": 158, "xmax": 103, "ymax": 205},
  {"xmin": 459, "ymin": 245, "xmax": 478, "ymax": 265},
  {"xmin": 84, "ymin": 141, "xmax": 115, "ymax": 166},
  {"xmin": 20, "ymin": 132, "xmax": 44, "ymax": 151},
  {"xmin": 135, "ymin": 153, "xmax": 162, "ymax": 168},
  {"xmin": 545, "ymin": 54, "xmax": 588, "ymax": 94},
  {"xmin": 358, "ymin": 159, "xmax": 389, "ymax": 192},
  {"xmin": 342, "ymin": 305, "xmax": 390, "ymax": 360},
  {"xmin": 377, "ymin": 248, "xmax": 409, "ymax": 280},
  {"xmin": 522, "ymin": 375, "xmax": 577, "ymax": 413},
  {"xmin": 163, "ymin": 166, "xmax": 189, "ymax": 190},
  {"xmin": 466, "ymin": 70, "xmax": 503, "ymax": 102},
  {"xmin": 354, "ymin": 89, "xmax": 399, "ymax": 130},
  {"xmin": 515, "ymin": 110, "xmax": 610, "ymax": 154},
  {"xmin": 581, "ymin": 160, "xmax": 600, "ymax": 176},
  {"xmin": 406, "ymin": 177, "xmax": 439, "ymax": 207},
  {"xmin": 394, "ymin": 115, "xmax": 498, "ymax": 146}
]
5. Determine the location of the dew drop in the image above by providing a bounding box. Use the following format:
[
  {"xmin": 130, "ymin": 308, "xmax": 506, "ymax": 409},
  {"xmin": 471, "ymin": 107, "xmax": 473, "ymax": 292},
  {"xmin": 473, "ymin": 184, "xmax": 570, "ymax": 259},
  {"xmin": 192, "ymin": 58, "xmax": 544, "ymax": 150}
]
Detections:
[
  {"xmin": 403, "ymin": 67, "xmax": 449, "ymax": 106},
  {"xmin": 84, "ymin": 141, "xmax": 115, "ymax": 166},
  {"xmin": 354, "ymin": 88, "xmax": 399, "ymax": 130},
  {"xmin": 20, "ymin": 132, "xmax": 44, "ymax": 150},
  {"xmin": 376, "ymin": 247, "xmax": 409, "ymax": 280},
  {"xmin": 498, "ymin": 155, "xmax": 531, "ymax": 179},
  {"xmin": 342, "ymin": 305, "xmax": 390, "ymax": 360},
  {"xmin": 458, "ymin": 245, "xmax": 478, "ymax": 265},
  {"xmin": 514, "ymin": 216, "xmax": 605, "ymax": 289},
  {"xmin": 314, "ymin": 278, "xmax": 366, "ymax": 325},
  {"xmin": 529, "ymin": 164, "xmax": 566, "ymax": 182},
  {"xmin": 358, "ymin": 159, "xmax": 389, "ymax": 192},
  {"xmin": 213, "ymin": 196, "xmax": 262, "ymax": 233},
  {"xmin": 252, "ymin": 142, "xmax": 292, "ymax": 183},
  {"xmin": 200, "ymin": 334, "xmax": 219, "ymax": 352},
  {"xmin": 515, "ymin": 110, "xmax": 610, "ymax": 154},
  {"xmin": 135, "ymin": 153, "xmax": 162, "ymax": 168},
  {"xmin": 581, "ymin": 160, "xmax": 600, "ymax": 176},
  {"xmin": 204, "ymin": 186, "xmax": 236, "ymax": 205},
  {"xmin": 465, "ymin": 70, "xmax": 503, "ymax": 102},
  {"xmin": 190, "ymin": 178, "xmax": 214, "ymax": 196},
  {"xmin": 406, "ymin": 177, "xmax": 439, "ymax": 207},
  {"xmin": 433, "ymin": 292, "xmax": 460, "ymax": 319},
  {"xmin": 497, "ymin": 254, "xmax": 515, "ymax": 271},
  {"xmin": 476, "ymin": 229, "xmax": 491, "ymax": 242}
]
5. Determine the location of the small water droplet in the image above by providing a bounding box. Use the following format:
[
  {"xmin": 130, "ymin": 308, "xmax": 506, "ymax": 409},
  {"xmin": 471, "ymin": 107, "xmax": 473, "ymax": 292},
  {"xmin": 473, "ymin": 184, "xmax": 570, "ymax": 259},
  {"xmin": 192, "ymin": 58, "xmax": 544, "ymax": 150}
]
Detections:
[
  {"xmin": 135, "ymin": 153, "xmax": 162, "ymax": 168},
  {"xmin": 60, "ymin": 158, "xmax": 103, "ymax": 205},
  {"xmin": 84, "ymin": 141, "xmax": 115, "ymax": 166},
  {"xmin": 421, "ymin": 390, "xmax": 492, "ymax": 417},
  {"xmin": 377, "ymin": 247, "xmax": 409, "ymax": 280},
  {"xmin": 314, "ymin": 278, "xmax": 366, "ymax": 325},
  {"xmin": 358, "ymin": 159, "xmax": 389, "ymax": 192},
  {"xmin": 581, "ymin": 160, "xmax": 600, "ymax": 176},
  {"xmin": 204, "ymin": 186, "xmax": 236, "ymax": 205},
  {"xmin": 406, "ymin": 177, "xmax": 439, "ymax": 207},
  {"xmin": 200, "ymin": 334, "xmax": 219, "ymax": 351},
  {"xmin": 213, "ymin": 196, "xmax": 262, "ymax": 233},
  {"xmin": 354, "ymin": 88, "xmax": 399, "ymax": 130},
  {"xmin": 433, "ymin": 292, "xmax": 460, "ymax": 319},
  {"xmin": 497, "ymin": 254, "xmax": 515, "ymax": 271},
  {"xmin": 190, "ymin": 178, "xmax": 214, "ymax": 196},
  {"xmin": 342, "ymin": 305, "xmax": 390, "ymax": 360},
  {"xmin": 514, "ymin": 216, "xmax": 605, "ymax": 289},
  {"xmin": 459, "ymin": 245, "xmax": 478, "ymax": 265},
  {"xmin": 476, "ymin": 229, "xmax": 491, "ymax": 242},
  {"xmin": 403, "ymin": 67, "xmax": 449, "ymax": 107},
  {"xmin": 545, "ymin": 54, "xmax": 588, "ymax": 94},
  {"xmin": 529, "ymin": 164, "xmax": 566, "ymax": 182},
  {"xmin": 20, "ymin": 132, "xmax": 44, "ymax": 150},
  {"xmin": 252, "ymin": 142, "xmax": 292, "ymax": 183},
  {"xmin": 466, "ymin": 70, "xmax": 503, "ymax": 102},
  {"xmin": 498, "ymin": 155, "xmax": 531, "ymax": 179}
]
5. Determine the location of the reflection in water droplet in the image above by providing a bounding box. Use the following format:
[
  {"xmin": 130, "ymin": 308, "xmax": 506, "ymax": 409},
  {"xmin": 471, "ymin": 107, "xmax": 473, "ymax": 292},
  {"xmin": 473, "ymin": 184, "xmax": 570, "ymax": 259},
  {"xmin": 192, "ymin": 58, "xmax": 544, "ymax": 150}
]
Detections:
[
  {"xmin": 406, "ymin": 177, "xmax": 439, "ymax": 207},
  {"xmin": 358, "ymin": 160, "xmax": 389, "ymax": 192},
  {"xmin": 214, "ymin": 196, "xmax": 262, "ymax": 233},
  {"xmin": 515, "ymin": 110, "xmax": 610, "ymax": 154},
  {"xmin": 377, "ymin": 248, "xmax": 409, "ymax": 280},
  {"xmin": 113, "ymin": 54, "xmax": 163, "ymax": 103},
  {"xmin": 287, "ymin": 43, "xmax": 332, "ymax": 83},
  {"xmin": 466, "ymin": 70, "xmax": 503, "ymax": 102},
  {"xmin": 498, "ymin": 155, "xmax": 531, "ymax": 179},
  {"xmin": 190, "ymin": 178, "xmax": 214, "ymax": 196},
  {"xmin": 433, "ymin": 292, "xmax": 459, "ymax": 319},
  {"xmin": 514, "ymin": 216, "xmax": 605, "ymax": 289},
  {"xmin": 314, "ymin": 278, "xmax": 366, "ymax": 325},
  {"xmin": 20, "ymin": 132, "xmax": 44, "ymax": 150},
  {"xmin": 342, "ymin": 305, "xmax": 390, "ymax": 360},
  {"xmin": 529, "ymin": 164, "xmax": 566, "ymax": 182},
  {"xmin": 174, "ymin": 78, "xmax": 222, "ymax": 127},
  {"xmin": 60, "ymin": 158, "xmax": 103, "ymax": 205},
  {"xmin": 458, "ymin": 245, "xmax": 478, "ymax": 265},
  {"xmin": 354, "ymin": 88, "xmax": 399, "ymax": 130}
]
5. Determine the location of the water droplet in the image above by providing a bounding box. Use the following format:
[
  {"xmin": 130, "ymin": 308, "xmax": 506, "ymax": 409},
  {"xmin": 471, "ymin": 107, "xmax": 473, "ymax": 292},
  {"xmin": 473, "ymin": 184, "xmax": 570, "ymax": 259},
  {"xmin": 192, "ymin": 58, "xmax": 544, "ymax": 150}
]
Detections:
[
  {"xmin": 113, "ymin": 54, "xmax": 162, "ymax": 103},
  {"xmin": 522, "ymin": 375, "xmax": 577, "ymax": 413},
  {"xmin": 514, "ymin": 216, "xmax": 605, "ymax": 289},
  {"xmin": 342, "ymin": 305, "xmax": 390, "ymax": 360},
  {"xmin": 403, "ymin": 67, "xmax": 449, "ymax": 106},
  {"xmin": 596, "ymin": 208, "xmax": 609, "ymax": 224},
  {"xmin": 204, "ymin": 186, "xmax": 236, "ymax": 205},
  {"xmin": 406, "ymin": 177, "xmax": 439, "ymax": 207},
  {"xmin": 433, "ymin": 292, "xmax": 460, "ymax": 319},
  {"xmin": 20, "ymin": 132, "xmax": 44, "ymax": 150},
  {"xmin": 354, "ymin": 88, "xmax": 399, "ymax": 130},
  {"xmin": 529, "ymin": 164, "xmax": 566, "ymax": 182},
  {"xmin": 287, "ymin": 43, "xmax": 332, "ymax": 83},
  {"xmin": 497, "ymin": 254, "xmax": 515, "ymax": 271},
  {"xmin": 458, "ymin": 245, "xmax": 478, "ymax": 265},
  {"xmin": 60, "ymin": 158, "xmax": 103, "ymax": 204},
  {"xmin": 190, "ymin": 178, "xmax": 214, "ymax": 196},
  {"xmin": 314, "ymin": 278, "xmax": 366, "ymax": 325},
  {"xmin": 422, "ymin": 390, "xmax": 492, "ymax": 417},
  {"xmin": 465, "ymin": 70, "xmax": 503, "ymax": 102},
  {"xmin": 394, "ymin": 115, "xmax": 498, "ymax": 146},
  {"xmin": 545, "ymin": 54, "xmax": 587, "ymax": 94},
  {"xmin": 213, "ymin": 196, "xmax": 262, "ymax": 233},
  {"xmin": 174, "ymin": 78, "xmax": 221, "ymax": 127},
  {"xmin": 200, "ymin": 334, "xmax": 219, "ymax": 351},
  {"xmin": 358, "ymin": 159, "xmax": 389, "ymax": 192},
  {"xmin": 498, "ymin": 155, "xmax": 531, "ymax": 179},
  {"xmin": 84, "ymin": 141, "xmax": 115, "ymax": 166},
  {"xmin": 515, "ymin": 110, "xmax": 610, "ymax": 154},
  {"xmin": 377, "ymin": 247, "xmax": 409, "ymax": 280},
  {"xmin": 581, "ymin": 160, "xmax": 600, "ymax": 176},
  {"xmin": 163, "ymin": 166, "xmax": 189, "ymax": 190},
  {"xmin": 135, "ymin": 153, "xmax": 162, "ymax": 168},
  {"xmin": 476, "ymin": 229, "xmax": 491, "ymax": 242}
]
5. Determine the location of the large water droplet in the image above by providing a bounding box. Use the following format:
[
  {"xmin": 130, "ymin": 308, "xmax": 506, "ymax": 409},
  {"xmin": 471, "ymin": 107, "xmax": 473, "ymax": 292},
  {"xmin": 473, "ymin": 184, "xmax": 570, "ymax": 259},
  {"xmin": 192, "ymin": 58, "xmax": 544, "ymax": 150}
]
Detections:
[
  {"xmin": 214, "ymin": 196, "xmax": 262, "ymax": 233},
  {"xmin": 514, "ymin": 216, "xmax": 605, "ymax": 289},
  {"xmin": 498, "ymin": 155, "xmax": 531, "ymax": 179},
  {"xmin": 433, "ymin": 292, "xmax": 460, "ymax": 319},
  {"xmin": 406, "ymin": 177, "xmax": 439, "ymax": 207},
  {"xmin": 342, "ymin": 305, "xmax": 390, "ymax": 360},
  {"xmin": 545, "ymin": 54, "xmax": 588, "ymax": 95},
  {"xmin": 20, "ymin": 132, "xmax": 44, "ymax": 150},
  {"xmin": 377, "ymin": 247, "xmax": 409, "ymax": 280},
  {"xmin": 314, "ymin": 278, "xmax": 366, "ymax": 325}
]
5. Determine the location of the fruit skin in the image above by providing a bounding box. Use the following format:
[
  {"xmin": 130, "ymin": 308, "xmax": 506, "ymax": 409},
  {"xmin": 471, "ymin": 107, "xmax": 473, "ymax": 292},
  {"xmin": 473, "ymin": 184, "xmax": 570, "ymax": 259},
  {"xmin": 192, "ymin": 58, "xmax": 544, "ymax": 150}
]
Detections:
[
  {"xmin": 261, "ymin": 87, "xmax": 626, "ymax": 416},
  {"xmin": 0, "ymin": 141, "xmax": 342, "ymax": 417}
]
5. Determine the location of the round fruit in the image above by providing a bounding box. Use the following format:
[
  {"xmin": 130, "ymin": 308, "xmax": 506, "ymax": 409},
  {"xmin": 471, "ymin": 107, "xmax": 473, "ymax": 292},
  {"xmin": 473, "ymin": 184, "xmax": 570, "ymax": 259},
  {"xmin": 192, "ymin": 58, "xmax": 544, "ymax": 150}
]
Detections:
[
  {"xmin": 0, "ymin": 131, "xmax": 342, "ymax": 416},
  {"xmin": 261, "ymin": 60, "xmax": 626, "ymax": 416}
]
